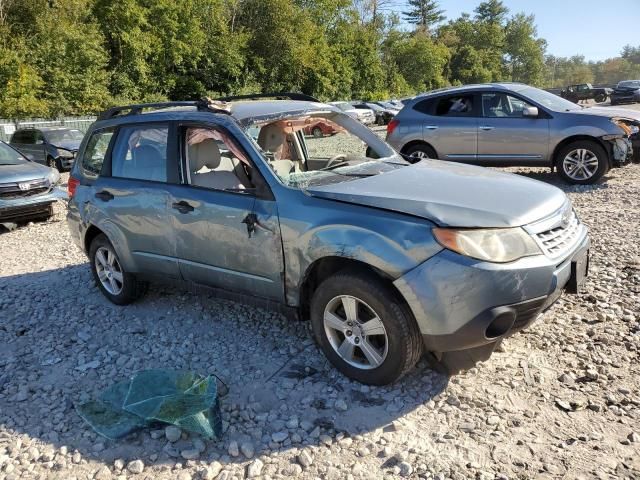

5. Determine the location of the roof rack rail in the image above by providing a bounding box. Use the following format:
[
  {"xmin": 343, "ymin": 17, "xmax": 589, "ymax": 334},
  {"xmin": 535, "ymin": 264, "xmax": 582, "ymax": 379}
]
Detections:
[
  {"xmin": 97, "ymin": 99, "xmax": 231, "ymax": 121},
  {"xmin": 216, "ymin": 92, "xmax": 320, "ymax": 102}
]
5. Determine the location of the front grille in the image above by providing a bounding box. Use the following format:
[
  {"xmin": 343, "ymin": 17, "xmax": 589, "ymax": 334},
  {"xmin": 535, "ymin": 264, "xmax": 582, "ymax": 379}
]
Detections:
[
  {"xmin": 535, "ymin": 209, "xmax": 581, "ymax": 258},
  {"xmin": 0, "ymin": 178, "xmax": 50, "ymax": 199},
  {"xmin": 0, "ymin": 202, "xmax": 52, "ymax": 222}
]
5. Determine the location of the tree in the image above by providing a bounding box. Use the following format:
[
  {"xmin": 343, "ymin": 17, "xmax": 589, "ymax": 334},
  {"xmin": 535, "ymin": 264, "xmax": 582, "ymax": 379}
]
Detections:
[
  {"xmin": 504, "ymin": 13, "xmax": 546, "ymax": 85},
  {"xmin": 403, "ymin": 0, "xmax": 445, "ymax": 32},
  {"xmin": 474, "ymin": 0, "xmax": 508, "ymax": 24}
]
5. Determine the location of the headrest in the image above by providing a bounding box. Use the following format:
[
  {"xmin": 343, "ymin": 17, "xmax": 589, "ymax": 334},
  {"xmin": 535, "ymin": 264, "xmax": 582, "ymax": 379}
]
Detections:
[
  {"xmin": 189, "ymin": 138, "xmax": 221, "ymax": 172},
  {"xmin": 257, "ymin": 124, "xmax": 289, "ymax": 158}
]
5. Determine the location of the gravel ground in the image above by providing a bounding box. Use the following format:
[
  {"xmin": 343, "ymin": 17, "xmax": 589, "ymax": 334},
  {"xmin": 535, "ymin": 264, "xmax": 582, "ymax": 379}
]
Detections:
[{"xmin": 1, "ymin": 163, "xmax": 640, "ymax": 479}]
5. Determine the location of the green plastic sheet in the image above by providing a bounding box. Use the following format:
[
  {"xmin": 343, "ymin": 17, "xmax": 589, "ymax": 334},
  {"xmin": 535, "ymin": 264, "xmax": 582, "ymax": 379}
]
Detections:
[{"xmin": 76, "ymin": 370, "xmax": 223, "ymax": 440}]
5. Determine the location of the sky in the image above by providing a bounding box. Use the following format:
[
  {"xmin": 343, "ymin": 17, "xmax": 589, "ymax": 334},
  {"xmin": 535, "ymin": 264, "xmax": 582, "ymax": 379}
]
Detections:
[{"xmin": 432, "ymin": 0, "xmax": 639, "ymax": 61}]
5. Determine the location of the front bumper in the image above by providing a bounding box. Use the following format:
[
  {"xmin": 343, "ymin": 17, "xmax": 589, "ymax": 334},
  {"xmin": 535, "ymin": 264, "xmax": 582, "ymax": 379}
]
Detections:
[
  {"xmin": 0, "ymin": 187, "xmax": 66, "ymax": 222},
  {"xmin": 394, "ymin": 231, "xmax": 590, "ymax": 354}
]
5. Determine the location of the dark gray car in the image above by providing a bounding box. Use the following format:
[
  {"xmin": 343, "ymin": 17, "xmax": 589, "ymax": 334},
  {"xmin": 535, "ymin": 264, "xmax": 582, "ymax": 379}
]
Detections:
[
  {"xmin": 67, "ymin": 98, "xmax": 590, "ymax": 385},
  {"xmin": 0, "ymin": 141, "xmax": 64, "ymax": 224},
  {"xmin": 386, "ymin": 83, "xmax": 639, "ymax": 184},
  {"xmin": 10, "ymin": 127, "xmax": 83, "ymax": 171}
]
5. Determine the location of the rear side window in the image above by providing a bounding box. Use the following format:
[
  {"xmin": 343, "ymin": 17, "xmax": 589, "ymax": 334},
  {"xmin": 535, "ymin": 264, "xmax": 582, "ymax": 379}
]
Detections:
[
  {"xmin": 435, "ymin": 95, "xmax": 474, "ymax": 116},
  {"xmin": 111, "ymin": 125, "xmax": 168, "ymax": 182},
  {"xmin": 413, "ymin": 99, "xmax": 433, "ymax": 114},
  {"xmin": 82, "ymin": 129, "xmax": 114, "ymax": 177},
  {"xmin": 11, "ymin": 130, "xmax": 35, "ymax": 144}
]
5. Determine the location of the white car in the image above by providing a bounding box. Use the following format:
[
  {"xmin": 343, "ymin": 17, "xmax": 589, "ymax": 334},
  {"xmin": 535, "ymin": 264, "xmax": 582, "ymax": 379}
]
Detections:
[{"xmin": 329, "ymin": 101, "xmax": 375, "ymax": 125}]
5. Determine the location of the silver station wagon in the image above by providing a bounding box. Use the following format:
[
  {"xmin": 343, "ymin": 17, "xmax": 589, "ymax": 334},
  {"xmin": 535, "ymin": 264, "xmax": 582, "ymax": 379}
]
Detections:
[{"xmin": 67, "ymin": 95, "xmax": 590, "ymax": 385}]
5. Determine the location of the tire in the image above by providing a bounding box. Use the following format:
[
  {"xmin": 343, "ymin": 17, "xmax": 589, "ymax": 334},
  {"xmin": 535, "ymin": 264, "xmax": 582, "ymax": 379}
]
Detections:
[
  {"xmin": 376, "ymin": 115, "xmax": 385, "ymax": 126},
  {"xmin": 595, "ymin": 94, "xmax": 606, "ymax": 103},
  {"xmin": 403, "ymin": 143, "xmax": 437, "ymax": 162},
  {"xmin": 310, "ymin": 270, "xmax": 423, "ymax": 385},
  {"xmin": 556, "ymin": 140, "xmax": 609, "ymax": 185},
  {"xmin": 89, "ymin": 233, "xmax": 147, "ymax": 305},
  {"xmin": 312, "ymin": 127, "xmax": 323, "ymax": 138},
  {"xmin": 46, "ymin": 156, "xmax": 56, "ymax": 169}
]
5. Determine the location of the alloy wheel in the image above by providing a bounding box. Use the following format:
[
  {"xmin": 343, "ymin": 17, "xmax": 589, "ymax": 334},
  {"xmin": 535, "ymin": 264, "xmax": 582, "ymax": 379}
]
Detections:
[
  {"xmin": 562, "ymin": 148, "xmax": 599, "ymax": 181},
  {"xmin": 94, "ymin": 246, "xmax": 124, "ymax": 295},
  {"xmin": 323, "ymin": 295, "xmax": 388, "ymax": 370}
]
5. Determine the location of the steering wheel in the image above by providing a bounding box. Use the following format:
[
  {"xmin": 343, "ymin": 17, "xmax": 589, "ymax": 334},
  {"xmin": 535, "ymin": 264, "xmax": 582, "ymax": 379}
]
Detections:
[{"xmin": 325, "ymin": 154, "xmax": 348, "ymax": 169}]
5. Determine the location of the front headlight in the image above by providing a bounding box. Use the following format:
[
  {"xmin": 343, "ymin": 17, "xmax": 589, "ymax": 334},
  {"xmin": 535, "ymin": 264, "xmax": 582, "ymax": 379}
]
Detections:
[
  {"xmin": 47, "ymin": 168, "xmax": 61, "ymax": 185},
  {"xmin": 433, "ymin": 227, "xmax": 541, "ymax": 263},
  {"xmin": 57, "ymin": 148, "xmax": 74, "ymax": 159}
]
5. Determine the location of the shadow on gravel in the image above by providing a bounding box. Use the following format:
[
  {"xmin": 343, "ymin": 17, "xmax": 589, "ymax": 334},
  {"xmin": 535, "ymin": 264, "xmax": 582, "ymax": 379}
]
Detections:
[{"xmin": 0, "ymin": 264, "xmax": 448, "ymax": 470}]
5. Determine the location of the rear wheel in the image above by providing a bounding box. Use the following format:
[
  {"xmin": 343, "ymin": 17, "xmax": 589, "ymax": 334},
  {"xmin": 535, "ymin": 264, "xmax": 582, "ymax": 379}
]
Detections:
[
  {"xmin": 89, "ymin": 234, "xmax": 147, "ymax": 305},
  {"xmin": 403, "ymin": 143, "xmax": 437, "ymax": 162},
  {"xmin": 556, "ymin": 140, "xmax": 608, "ymax": 185},
  {"xmin": 310, "ymin": 270, "xmax": 422, "ymax": 385},
  {"xmin": 595, "ymin": 93, "xmax": 606, "ymax": 103},
  {"xmin": 312, "ymin": 127, "xmax": 323, "ymax": 138}
]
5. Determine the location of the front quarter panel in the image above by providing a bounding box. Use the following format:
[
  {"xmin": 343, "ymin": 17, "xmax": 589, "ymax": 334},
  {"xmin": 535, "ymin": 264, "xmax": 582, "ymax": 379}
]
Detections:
[{"xmin": 277, "ymin": 190, "xmax": 443, "ymax": 306}]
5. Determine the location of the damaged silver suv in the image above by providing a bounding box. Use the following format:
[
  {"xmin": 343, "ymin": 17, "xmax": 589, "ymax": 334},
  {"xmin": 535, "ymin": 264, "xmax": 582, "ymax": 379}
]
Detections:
[
  {"xmin": 67, "ymin": 94, "xmax": 590, "ymax": 385},
  {"xmin": 386, "ymin": 83, "xmax": 638, "ymax": 184}
]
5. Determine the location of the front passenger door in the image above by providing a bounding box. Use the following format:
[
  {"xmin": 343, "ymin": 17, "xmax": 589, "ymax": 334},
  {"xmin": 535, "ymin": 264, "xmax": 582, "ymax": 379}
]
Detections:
[
  {"xmin": 477, "ymin": 92, "xmax": 549, "ymax": 165},
  {"xmin": 168, "ymin": 124, "xmax": 284, "ymax": 301}
]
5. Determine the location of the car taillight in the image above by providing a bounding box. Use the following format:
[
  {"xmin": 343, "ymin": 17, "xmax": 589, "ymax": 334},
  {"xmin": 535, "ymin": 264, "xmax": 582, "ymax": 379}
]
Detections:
[
  {"xmin": 68, "ymin": 176, "xmax": 80, "ymax": 197},
  {"xmin": 386, "ymin": 119, "xmax": 399, "ymax": 136}
]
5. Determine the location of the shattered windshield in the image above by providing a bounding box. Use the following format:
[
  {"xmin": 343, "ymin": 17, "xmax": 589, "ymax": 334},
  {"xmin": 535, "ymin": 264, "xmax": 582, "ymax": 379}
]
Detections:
[{"xmin": 245, "ymin": 111, "xmax": 406, "ymax": 189}]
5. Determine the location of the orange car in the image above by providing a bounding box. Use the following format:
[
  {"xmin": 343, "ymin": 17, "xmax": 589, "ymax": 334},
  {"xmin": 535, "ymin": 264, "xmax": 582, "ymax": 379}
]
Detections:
[{"xmin": 303, "ymin": 120, "xmax": 338, "ymax": 138}]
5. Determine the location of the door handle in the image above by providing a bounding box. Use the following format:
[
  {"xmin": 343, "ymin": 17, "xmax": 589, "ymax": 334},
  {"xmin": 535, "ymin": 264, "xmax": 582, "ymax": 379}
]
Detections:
[
  {"xmin": 479, "ymin": 126, "xmax": 495, "ymax": 131},
  {"xmin": 242, "ymin": 213, "xmax": 258, "ymax": 238},
  {"xmin": 172, "ymin": 201, "xmax": 195, "ymax": 214},
  {"xmin": 94, "ymin": 190, "xmax": 114, "ymax": 202},
  {"xmin": 425, "ymin": 125, "xmax": 439, "ymax": 130}
]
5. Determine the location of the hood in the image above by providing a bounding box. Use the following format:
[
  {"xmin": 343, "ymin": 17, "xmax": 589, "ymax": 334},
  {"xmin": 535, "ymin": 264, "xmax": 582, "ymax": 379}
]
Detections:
[
  {"xmin": 52, "ymin": 140, "xmax": 81, "ymax": 151},
  {"xmin": 572, "ymin": 106, "xmax": 640, "ymax": 121},
  {"xmin": 0, "ymin": 161, "xmax": 53, "ymax": 183},
  {"xmin": 307, "ymin": 160, "xmax": 567, "ymax": 228}
]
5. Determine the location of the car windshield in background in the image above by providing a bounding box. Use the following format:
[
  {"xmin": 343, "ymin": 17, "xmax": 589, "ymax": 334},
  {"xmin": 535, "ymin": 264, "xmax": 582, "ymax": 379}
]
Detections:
[
  {"xmin": 333, "ymin": 102, "xmax": 352, "ymax": 112},
  {"xmin": 245, "ymin": 111, "xmax": 405, "ymax": 189},
  {"xmin": 618, "ymin": 80, "xmax": 640, "ymax": 88},
  {"xmin": 44, "ymin": 129, "xmax": 84, "ymax": 144},
  {"xmin": 521, "ymin": 87, "xmax": 582, "ymax": 112},
  {"xmin": 0, "ymin": 142, "xmax": 28, "ymax": 165}
]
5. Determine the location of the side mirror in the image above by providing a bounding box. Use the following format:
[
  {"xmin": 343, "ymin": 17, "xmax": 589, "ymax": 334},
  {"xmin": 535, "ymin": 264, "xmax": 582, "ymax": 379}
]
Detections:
[{"xmin": 523, "ymin": 106, "xmax": 539, "ymax": 118}]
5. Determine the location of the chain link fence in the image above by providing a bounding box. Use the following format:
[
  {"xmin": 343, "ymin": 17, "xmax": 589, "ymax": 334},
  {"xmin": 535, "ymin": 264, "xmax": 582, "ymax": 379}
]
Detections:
[{"xmin": 0, "ymin": 116, "xmax": 96, "ymax": 142}]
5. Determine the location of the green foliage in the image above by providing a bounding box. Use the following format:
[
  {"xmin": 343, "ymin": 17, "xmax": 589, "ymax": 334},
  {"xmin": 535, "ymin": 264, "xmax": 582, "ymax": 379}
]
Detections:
[
  {"xmin": 402, "ymin": 0, "xmax": 445, "ymax": 32},
  {"xmin": 0, "ymin": 0, "xmax": 637, "ymax": 118}
]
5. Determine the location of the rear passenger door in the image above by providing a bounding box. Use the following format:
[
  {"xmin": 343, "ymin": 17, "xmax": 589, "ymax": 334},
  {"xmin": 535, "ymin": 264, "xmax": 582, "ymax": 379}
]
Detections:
[
  {"xmin": 90, "ymin": 123, "xmax": 180, "ymax": 278},
  {"xmin": 167, "ymin": 122, "xmax": 284, "ymax": 301},
  {"xmin": 417, "ymin": 94, "xmax": 478, "ymax": 162}
]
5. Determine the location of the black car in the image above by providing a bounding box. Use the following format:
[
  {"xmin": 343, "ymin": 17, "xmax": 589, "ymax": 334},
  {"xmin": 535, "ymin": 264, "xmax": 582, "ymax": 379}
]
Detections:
[
  {"xmin": 610, "ymin": 80, "xmax": 640, "ymax": 106},
  {"xmin": 10, "ymin": 127, "xmax": 84, "ymax": 172}
]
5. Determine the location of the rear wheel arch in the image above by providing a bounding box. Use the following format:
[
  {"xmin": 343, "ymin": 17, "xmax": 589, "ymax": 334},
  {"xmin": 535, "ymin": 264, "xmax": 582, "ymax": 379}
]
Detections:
[
  {"xmin": 400, "ymin": 140, "xmax": 438, "ymax": 159},
  {"xmin": 84, "ymin": 224, "xmax": 105, "ymax": 254}
]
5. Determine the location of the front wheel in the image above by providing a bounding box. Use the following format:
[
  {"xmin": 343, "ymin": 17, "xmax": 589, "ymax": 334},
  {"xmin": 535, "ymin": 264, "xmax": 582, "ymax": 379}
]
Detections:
[
  {"xmin": 89, "ymin": 234, "xmax": 147, "ymax": 305},
  {"xmin": 594, "ymin": 94, "xmax": 606, "ymax": 103},
  {"xmin": 556, "ymin": 140, "xmax": 608, "ymax": 185},
  {"xmin": 312, "ymin": 127, "xmax": 323, "ymax": 138},
  {"xmin": 310, "ymin": 270, "xmax": 422, "ymax": 385}
]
